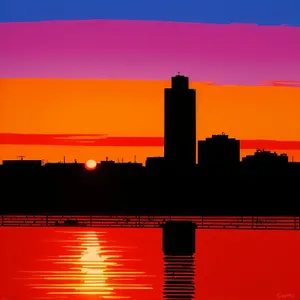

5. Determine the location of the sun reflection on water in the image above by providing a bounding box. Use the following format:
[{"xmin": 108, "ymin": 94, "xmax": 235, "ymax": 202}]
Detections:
[
  {"xmin": 21, "ymin": 230, "xmax": 154, "ymax": 299},
  {"xmin": 78, "ymin": 232, "xmax": 113, "ymax": 295}
]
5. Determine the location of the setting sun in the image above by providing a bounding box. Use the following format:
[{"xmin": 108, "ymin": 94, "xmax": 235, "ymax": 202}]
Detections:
[{"xmin": 85, "ymin": 159, "xmax": 97, "ymax": 170}]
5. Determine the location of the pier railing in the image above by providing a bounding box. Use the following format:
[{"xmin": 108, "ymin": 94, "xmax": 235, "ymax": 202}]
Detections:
[{"xmin": 0, "ymin": 215, "xmax": 299, "ymax": 230}]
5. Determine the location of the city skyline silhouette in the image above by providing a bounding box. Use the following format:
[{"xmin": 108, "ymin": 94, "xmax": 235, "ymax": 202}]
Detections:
[
  {"xmin": 0, "ymin": 74, "xmax": 299, "ymax": 216},
  {"xmin": 1, "ymin": 73, "xmax": 300, "ymax": 165},
  {"xmin": 0, "ymin": 74, "xmax": 298, "ymax": 166}
]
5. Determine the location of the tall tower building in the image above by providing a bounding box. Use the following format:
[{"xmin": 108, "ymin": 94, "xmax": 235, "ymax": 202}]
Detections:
[{"xmin": 164, "ymin": 74, "xmax": 196, "ymax": 166}]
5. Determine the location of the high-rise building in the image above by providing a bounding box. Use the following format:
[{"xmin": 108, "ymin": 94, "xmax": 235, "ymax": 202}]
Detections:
[{"xmin": 164, "ymin": 74, "xmax": 196, "ymax": 166}]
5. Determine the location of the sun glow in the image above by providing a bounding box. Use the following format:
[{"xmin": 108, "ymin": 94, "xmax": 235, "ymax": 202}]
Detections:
[{"xmin": 79, "ymin": 233, "xmax": 112, "ymax": 295}]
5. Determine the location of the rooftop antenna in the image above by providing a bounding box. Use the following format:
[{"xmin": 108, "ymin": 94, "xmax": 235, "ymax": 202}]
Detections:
[
  {"xmin": 134, "ymin": 155, "xmax": 136, "ymax": 163},
  {"xmin": 17, "ymin": 155, "xmax": 25, "ymax": 161},
  {"xmin": 106, "ymin": 157, "xmax": 108, "ymax": 161},
  {"xmin": 63, "ymin": 156, "xmax": 66, "ymax": 163},
  {"xmin": 178, "ymin": 72, "xmax": 180, "ymax": 75}
]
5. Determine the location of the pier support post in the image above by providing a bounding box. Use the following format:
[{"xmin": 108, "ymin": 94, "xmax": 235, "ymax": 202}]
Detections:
[{"xmin": 162, "ymin": 221, "xmax": 197, "ymax": 299}]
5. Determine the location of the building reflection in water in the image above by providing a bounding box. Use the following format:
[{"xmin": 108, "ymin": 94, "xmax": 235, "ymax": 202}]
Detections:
[{"xmin": 162, "ymin": 221, "xmax": 196, "ymax": 300}]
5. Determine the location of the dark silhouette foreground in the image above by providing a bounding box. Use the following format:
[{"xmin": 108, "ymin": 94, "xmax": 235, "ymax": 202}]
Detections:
[{"xmin": 1, "ymin": 75, "xmax": 299, "ymax": 216}]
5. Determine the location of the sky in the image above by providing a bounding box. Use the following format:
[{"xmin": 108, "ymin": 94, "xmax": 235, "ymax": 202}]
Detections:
[
  {"xmin": 0, "ymin": 0, "xmax": 300, "ymax": 163},
  {"xmin": 0, "ymin": 227, "xmax": 299, "ymax": 300},
  {"xmin": 1, "ymin": 0, "xmax": 300, "ymax": 25}
]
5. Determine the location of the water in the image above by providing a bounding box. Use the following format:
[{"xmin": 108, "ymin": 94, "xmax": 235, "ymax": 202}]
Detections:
[{"xmin": 0, "ymin": 228, "xmax": 299, "ymax": 300}]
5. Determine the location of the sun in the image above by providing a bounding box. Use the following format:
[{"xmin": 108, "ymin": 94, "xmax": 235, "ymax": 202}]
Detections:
[{"xmin": 85, "ymin": 159, "xmax": 97, "ymax": 170}]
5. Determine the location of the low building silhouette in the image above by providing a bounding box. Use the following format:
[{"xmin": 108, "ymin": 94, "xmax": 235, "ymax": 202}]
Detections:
[
  {"xmin": 288, "ymin": 161, "xmax": 300, "ymax": 175},
  {"xmin": 198, "ymin": 133, "xmax": 240, "ymax": 173},
  {"xmin": 2, "ymin": 160, "xmax": 43, "ymax": 178},
  {"xmin": 241, "ymin": 149, "xmax": 289, "ymax": 175},
  {"xmin": 145, "ymin": 157, "xmax": 165, "ymax": 168},
  {"xmin": 45, "ymin": 162, "xmax": 85, "ymax": 169},
  {"xmin": 99, "ymin": 159, "xmax": 143, "ymax": 172},
  {"xmin": 2, "ymin": 159, "xmax": 42, "ymax": 168}
]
